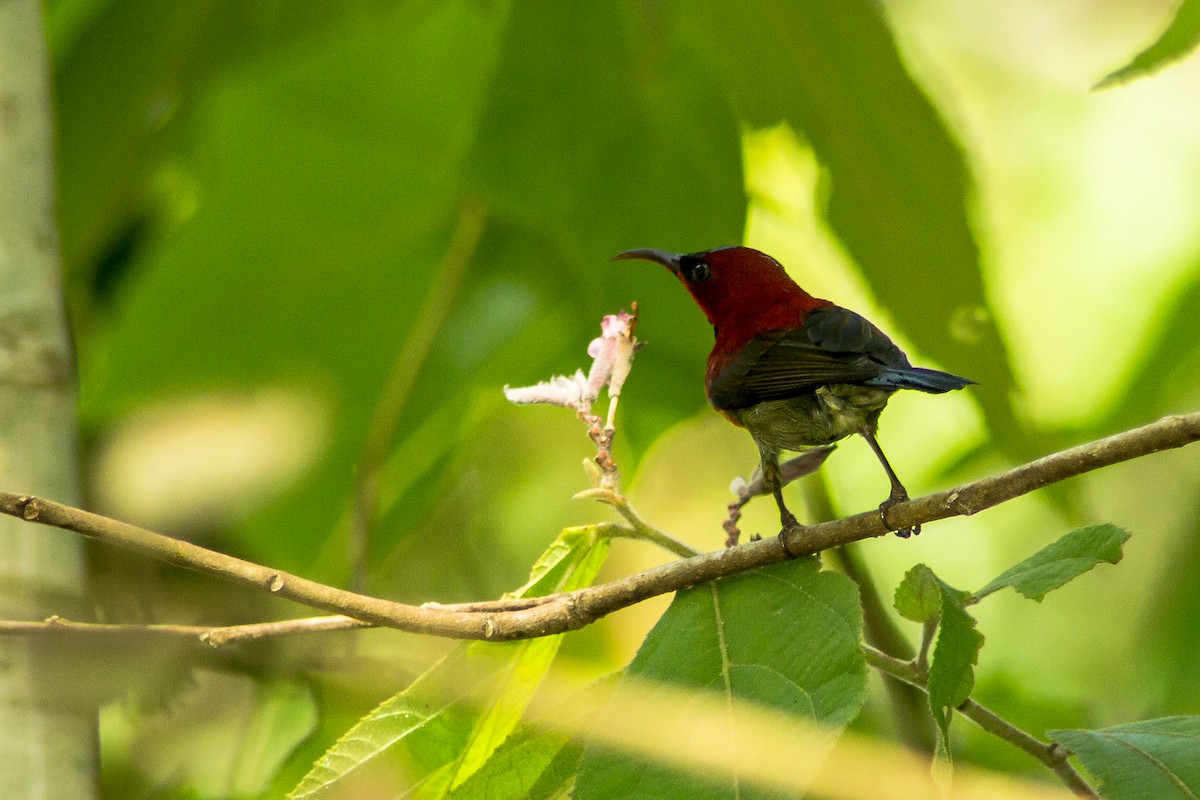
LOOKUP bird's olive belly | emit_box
[730,385,894,453]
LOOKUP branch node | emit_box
[943,488,979,516]
[267,574,285,592]
[18,495,40,520]
[562,593,591,630]
[1046,741,1071,765]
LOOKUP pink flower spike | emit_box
[601,311,633,339]
[585,310,636,403]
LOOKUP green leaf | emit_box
[1097,0,1200,89]
[290,526,610,799]
[1049,717,1200,799]
[512,525,612,599]
[575,558,867,799]
[974,524,1130,602]
[894,564,942,623]
[446,730,580,800]
[926,586,983,754]
[462,1,747,455]
[466,2,744,265]
[80,1,514,576]
[898,569,983,755]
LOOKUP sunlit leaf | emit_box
[446,729,579,800]
[575,558,866,799]
[974,524,1130,602]
[290,526,609,799]
[1050,717,1200,798]
[1096,0,1200,88]
[1105,270,1200,432]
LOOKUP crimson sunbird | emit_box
[615,246,974,538]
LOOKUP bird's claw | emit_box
[879,494,919,538]
[776,514,806,558]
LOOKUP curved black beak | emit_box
[611,248,682,274]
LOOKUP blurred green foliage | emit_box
[38,0,1200,796]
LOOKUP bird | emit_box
[614,245,974,539]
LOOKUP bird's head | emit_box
[613,246,815,328]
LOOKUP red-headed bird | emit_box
[615,246,974,538]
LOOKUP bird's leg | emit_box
[859,427,919,538]
[759,453,798,529]
[725,449,835,547]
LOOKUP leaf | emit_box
[895,567,983,755]
[289,526,610,799]
[1096,0,1200,89]
[1049,717,1200,799]
[974,524,1131,602]
[926,586,983,755]
[466,2,744,266]
[446,729,579,800]
[894,564,942,623]
[1104,270,1200,433]
[462,1,748,454]
[575,558,867,799]
[81,0,514,575]
[512,525,611,598]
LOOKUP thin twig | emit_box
[0,614,368,647]
[0,412,1196,643]
[863,646,1098,798]
[576,487,698,558]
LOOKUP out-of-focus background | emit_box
[37,0,1200,795]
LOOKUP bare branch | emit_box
[0,614,367,647]
[0,412,1196,643]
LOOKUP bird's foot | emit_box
[777,513,807,558]
[879,493,919,538]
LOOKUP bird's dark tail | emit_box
[866,366,975,394]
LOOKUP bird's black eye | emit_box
[679,256,711,283]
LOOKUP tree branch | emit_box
[862,646,1098,798]
[0,412,1196,642]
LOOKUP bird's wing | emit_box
[801,305,908,365]
[708,307,907,410]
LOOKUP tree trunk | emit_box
[0,2,97,797]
